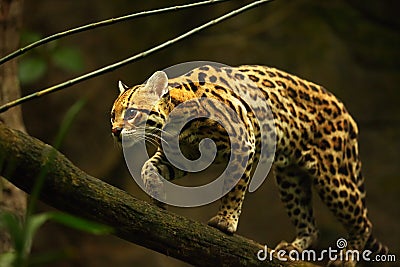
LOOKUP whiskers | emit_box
[122,126,173,148]
[111,134,123,148]
[146,126,174,148]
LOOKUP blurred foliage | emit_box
[18,31,84,85]
[52,46,84,72]
[0,211,112,267]
[0,101,112,267]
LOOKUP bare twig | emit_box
[0,0,274,113]
[0,0,229,65]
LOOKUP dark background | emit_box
[18,0,399,266]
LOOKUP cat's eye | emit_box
[110,111,115,122]
[124,108,137,120]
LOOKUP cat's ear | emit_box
[118,80,130,94]
[146,71,169,98]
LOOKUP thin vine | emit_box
[0,0,274,113]
[0,0,229,65]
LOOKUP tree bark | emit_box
[0,123,319,267]
[0,0,26,253]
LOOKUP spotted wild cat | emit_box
[111,64,389,266]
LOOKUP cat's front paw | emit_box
[275,240,301,252]
[207,214,237,235]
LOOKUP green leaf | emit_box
[45,212,113,235]
[24,214,53,252]
[51,47,84,72]
[20,31,42,46]
[0,212,23,252]
[0,252,16,267]
[53,99,86,149]
[18,57,47,85]
[23,212,112,253]
[27,100,85,216]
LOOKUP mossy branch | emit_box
[0,123,318,267]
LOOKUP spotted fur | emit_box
[111,65,388,266]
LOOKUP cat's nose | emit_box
[112,127,123,138]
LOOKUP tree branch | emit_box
[0,123,318,267]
